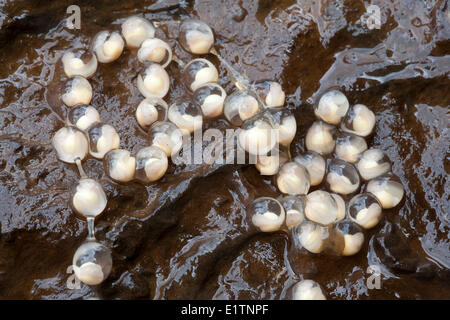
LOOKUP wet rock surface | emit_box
[0,0,449,299]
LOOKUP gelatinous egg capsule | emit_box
[326,159,360,195]
[137,63,170,99]
[348,193,383,229]
[305,121,336,155]
[52,126,89,163]
[135,146,168,183]
[104,149,136,183]
[335,133,368,163]
[357,149,391,181]
[168,101,203,134]
[193,83,227,118]
[148,121,183,157]
[280,195,305,228]
[92,31,124,63]
[183,58,219,92]
[87,123,120,159]
[179,19,214,54]
[62,76,93,107]
[253,80,286,108]
[293,220,329,254]
[224,90,264,126]
[314,89,349,124]
[290,280,326,300]
[71,178,107,218]
[247,197,285,233]
[73,240,112,286]
[137,38,172,68]
[293,152,326,186]
[366,175,404,209]
[334,220,365,256]
[238,113,278,156]
[341,104,376,137]
[266,108,297,147]
[255,144,289,176]
[66,104,100,131]
[136,97,168,131]
[62,49,98,78]
[277,161,310,195]
[304,190,339,225]
[121,16,155,49]
[331,193,346,222]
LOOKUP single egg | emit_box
[66,104,100,131]
[71,178,107,218]
[305,121,336,155]
[135,146,168,183]
[52,126,89,163]
[224,90,263,126]
[334,220,365,256]
[193,83,227,118]
[168,101,203,134]
[121,16,155,49]
[92,31,124,63]
[348,193,383,229]
[137,63,170,98]
[294,221,329,254]
[104,149,136,183]
[73,240,112,286]
[341,104,376,137]
[87,123,120,159]
[238,113,278,156]
[326,159,360,195]
[280,195,306,228]
[183,58,219,92]
[277,161,311,195]
[314,89,349,124]
[335,133,368,163]
[291,280,326,300]
[247,197,285,233]
[293,152,326,186]
[266,108,297,147]
[366,175,404,209]
[179,19,214,54]
[255,145,290,176]
[148,121,183,157]
[62,76,93,107]
[357,149,391,180]
[304,190,339,225]
[62,50,98,78]
[136,97,168,130]
[253,80,286,108]
[137,38,172,68]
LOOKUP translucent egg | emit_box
[148,121,183,157]
[331,193,346,222]
[366,175,404,209]
[62,50,98,78]
[87,123,120,159]
[179,19,214,54]
[253,80,285,108]
[291,280,326,300]
[104,149,136,183]
[247,197,285,232]
[121,16,155,49]
[334,220,365,256]
[66,104,100,131]
[135,97,168,130]
[71,178,107,218]
[224,90,263,126]
[193,83,227,118]
[280,195,305,228]
[92,31,124,63]
[341,104,376,137]
[326,159,360,195]
[348,193,383,229]
[62,76,93,107]
[266,108,297,147]
[73,240,112,286]
[137,38,172,68]
[183,58,218,92]
[52,126,89,163]
[135,146,168,183]
[293,152,326,186]
[168,101,203,134]
[314,90,349,124]
[293,221,329,254]
[238,113,278,156]
[304,190,339,225]
[335,133,368,163]
[137,64,170,99]
[305,121,336,155]
[357,149,391,180]
[276,162,310,195]
[255,144,290,176]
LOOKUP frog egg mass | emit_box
[137,38,172,68]
[357,149,391,180]
[87,123,121,159]
[179,19,214,55]
[366,175,404,209]
[248,197,285,233]
[92,31,124,63]
[348,193,383,229]
[305,121,336,155]
[62,76,93,107]
[335,133,368,163]
[137,63,170,98]
[105,149,136,183]
[304,190,339,225]
[136,97,168,130]
[168,101,203,134]
[277,162,311,195]
[341,104,376,137]
[52,126,89,163]
[135,146,168,182]
[326,159,360,195]
[293,152,326,186]
[62,50,98,79]
[315,90,349,125]
[291,280,326,300]
[148,121,183,157]
[183,58,219,92]
[73,241,112,286]
[193,83,227,118]
[66,104,100,131]
[71,178,107,218]
[121,16,155,49]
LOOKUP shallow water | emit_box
[0,0,449,299]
